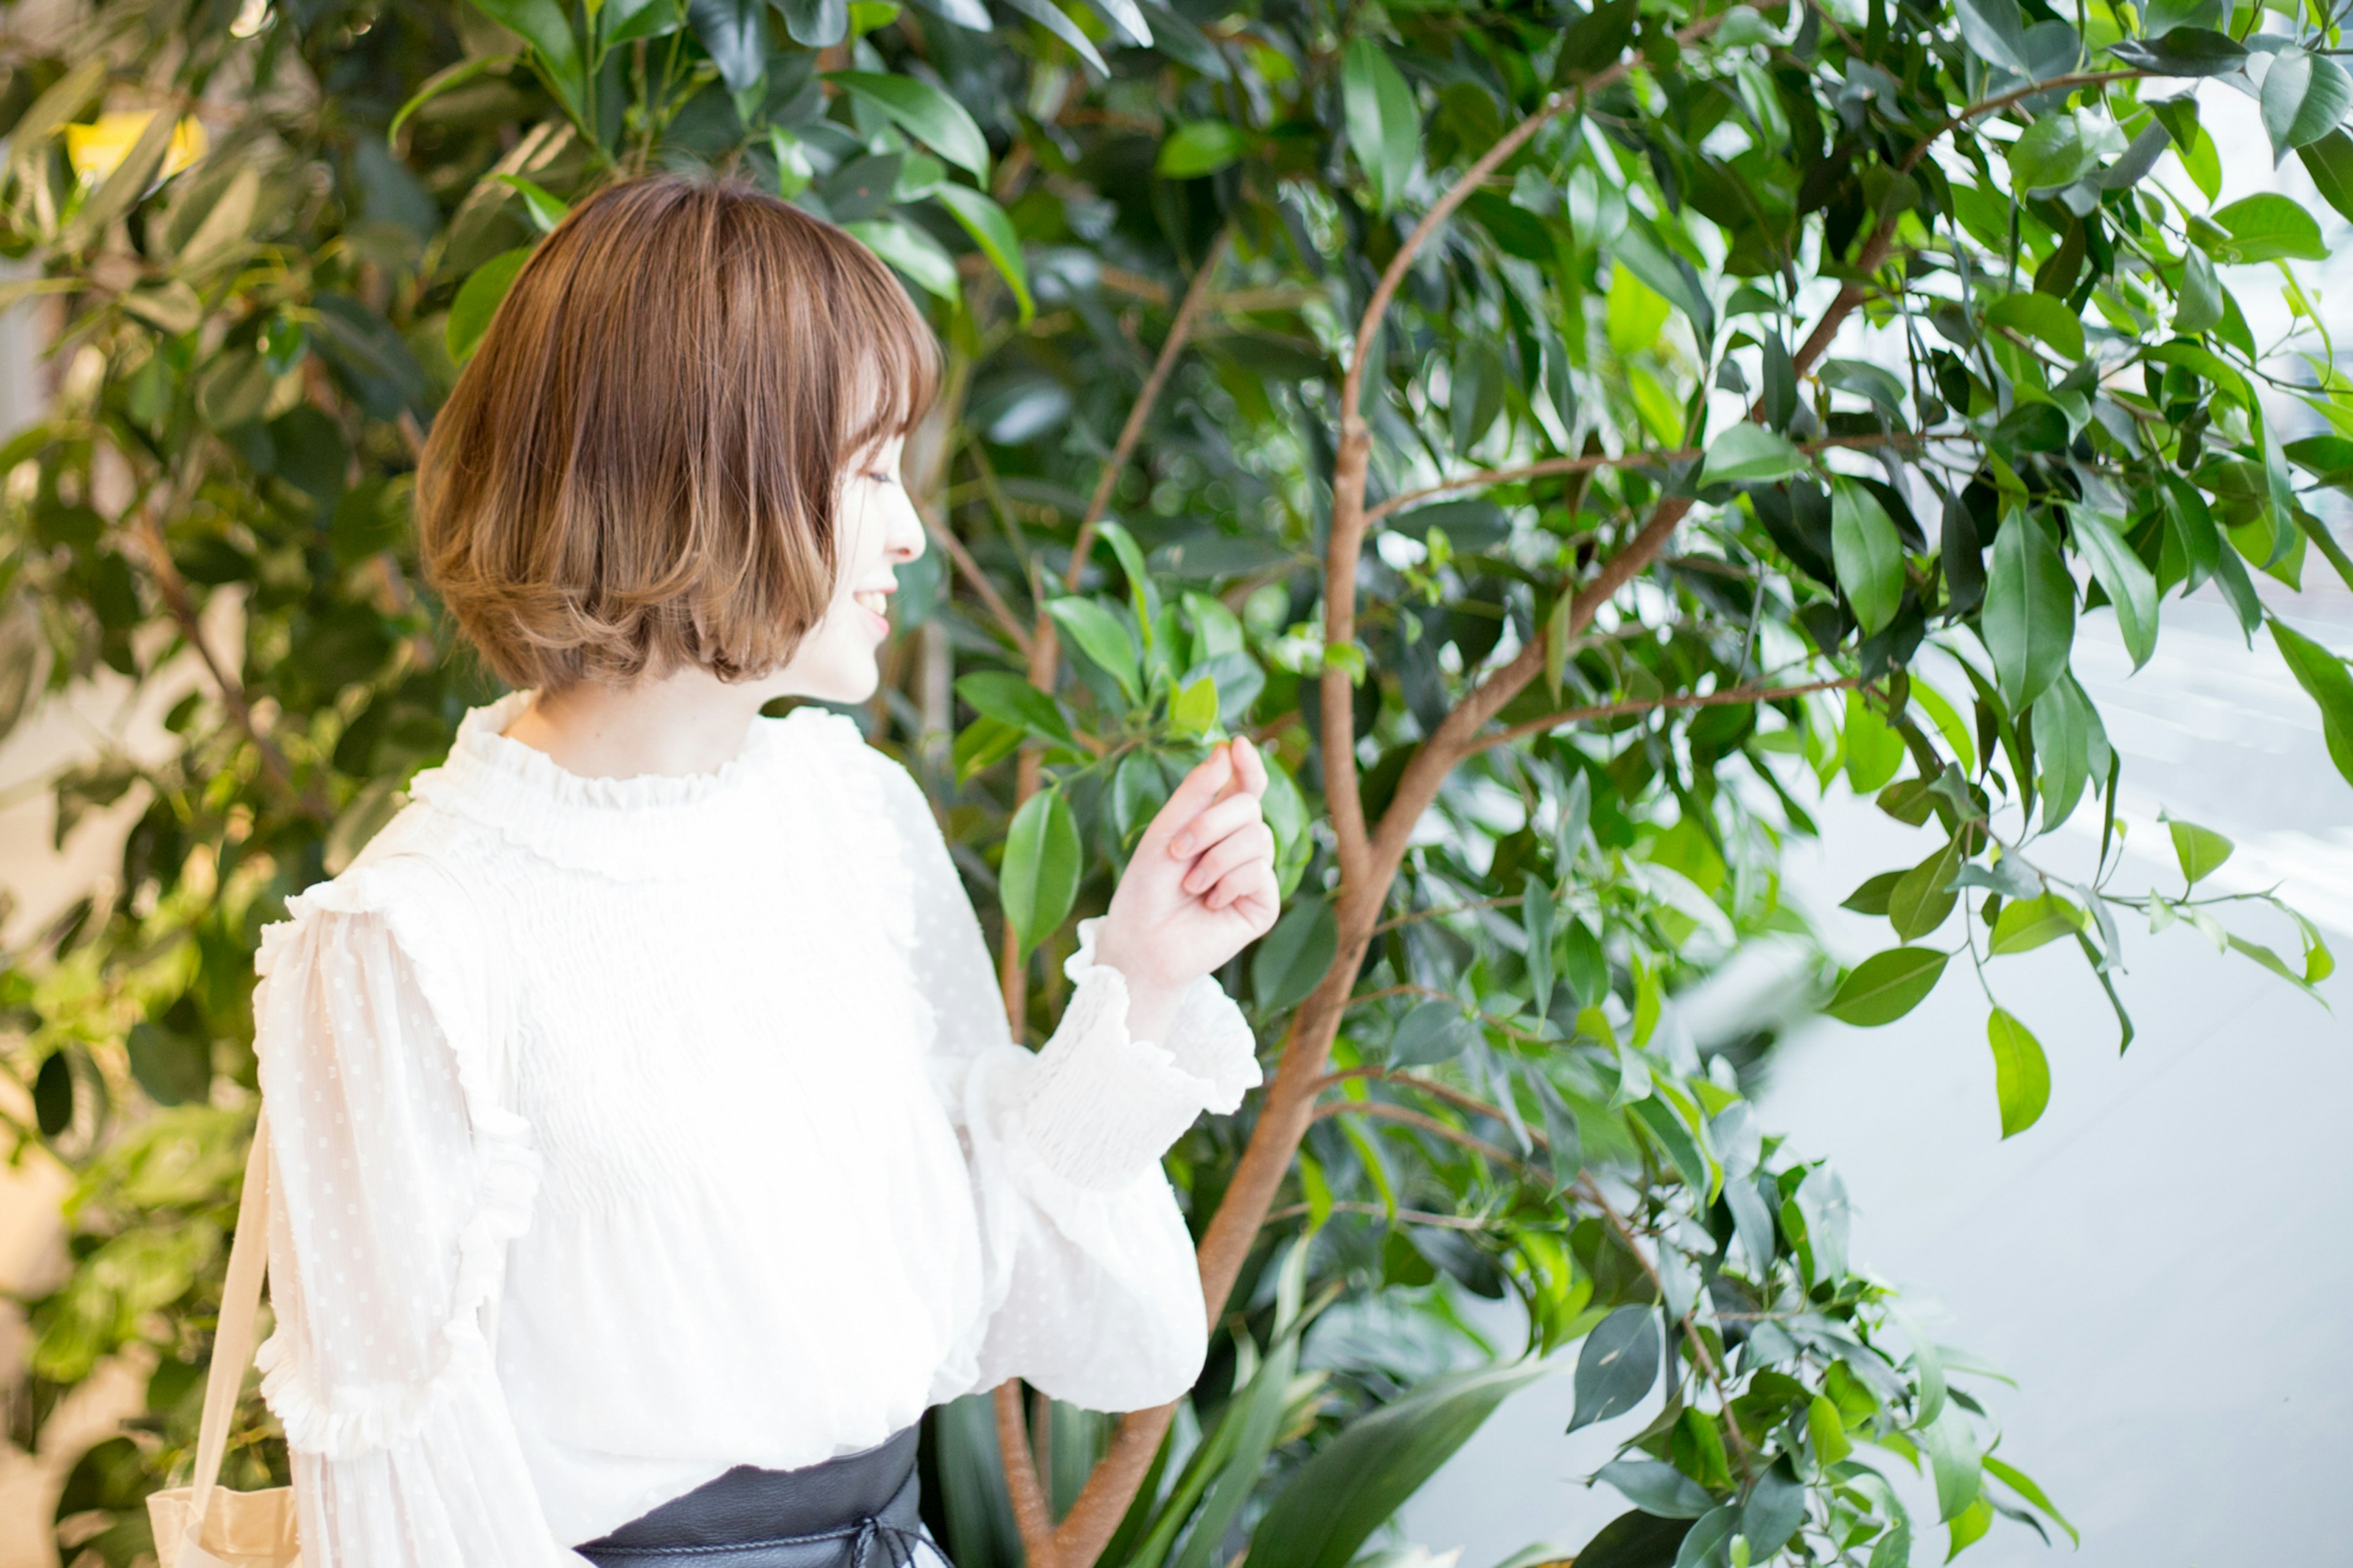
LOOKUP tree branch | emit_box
[1311,1098,1529,1170]
[920,501,1032,656]
[995,1381,1058,1568]
[1366,433,1914,525]
[1468,675,1858,756]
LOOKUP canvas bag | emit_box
[145,1102,303,1567]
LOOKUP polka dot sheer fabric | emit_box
[249,694,1259,1564]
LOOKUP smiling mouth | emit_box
[852,589,890,620]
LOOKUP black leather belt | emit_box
[577,1428,946,1567]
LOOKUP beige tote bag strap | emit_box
[190,1104,275,1524]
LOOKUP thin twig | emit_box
[1366,433,1912,525]
[1469,675,1859,756]
[920,502,1032,656]
[1311,1097,1529,1170]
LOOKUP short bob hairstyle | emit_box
[418,173,938,691]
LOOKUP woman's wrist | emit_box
[1089,923,1188,1043]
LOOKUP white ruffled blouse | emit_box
[249,693,1259,1563]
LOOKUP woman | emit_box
[248,173,1280,1565]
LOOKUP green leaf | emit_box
[390,53,523,146]
[1807,1395,1854,1466]
[1986,1008,2050,1138]
[491,172,570,232]
[827,72,990,178]
[2006,113,2099,195]
[1740,1460,1809,1560]
[955,670,1074,744]
[2173,244,2222,336]
[1889,838,1963,941]
[1825,947,1950,1026]
[1171,1333,1299,1568]
[1595,1458,1716,1519]
[127,1019,210,1107]
[1841,869,1904,916]
[469,0,588,113]
[1612,222,1715,349]
[1844,689,1906,794]
[1047,596,1142,702]
[2269,616,2353,787]
[603,0,685,47]
[1988,891,2085,954]
[843,218,959,300]
[1832,476,1905,635]
[1254,895,1337,1013]
[1981,514,2075,711]
[2298,129,2353,225]
[1389,999,1472,1067]
[1984,1455,2079,1546]
[1157,119,1249,178]
[933,183,1033,322]
[447,246,533,365]
[1556,0,1640,80]
[1923,1404,1987,1523]
[1577,1512,1697,1568]
[1569,1306,1660,1432]
[2204,194,2327,263]
[1248,1363,1548,1568]
[2259,48,2353,164]
[2162,816,2233,886]
[999,784,1080,960]
[1955,0,2031,74]
[1699,423,1808,483]
[32,1050,72,1137]
[2107,26,2248,74]
[2071,510,2157,669]
[1169,673,1219,737]
[999,0,1108,73]
[1342,37,1419,214]
[777,0,850,47]
[1984,292,2085,361]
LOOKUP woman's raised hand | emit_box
[1093,738,1281,1025]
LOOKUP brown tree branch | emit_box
[989,231,1234,1568]
[1311,1098,1528,1170]
[920,502,1033,656]
[1366,432,1914,524]
[1468,675,1859,757]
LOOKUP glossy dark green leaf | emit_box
[1566,1315,1661,1444]
[828,72,988,176]
[1740,1460,1808,1560]
[1982,513,2075,711]
[447,246,532,365]
[933,183,1034,321]
[2107,26,2245,74]
[1046,596,1141,702]
[2259,48,2352,164]
[1389,999,1472,1067]
[1254,894,1337,1012]
[1954,0,2030,74]
[684,0,766,92]
[1000,784,1080,959]
[1342,37,1419,214]
[1831,477,1904,635]
[1596,1458,1715,1519]
[2299,129,2353,225]
[955,671,1074,744]
[1575,1509,1694,1568]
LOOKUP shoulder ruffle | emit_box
[252,855,543,1461]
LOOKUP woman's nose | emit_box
[887,495,927,563]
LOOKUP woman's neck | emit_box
[502,667,784,780]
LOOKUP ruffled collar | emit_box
[406,691,852,881]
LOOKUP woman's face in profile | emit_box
[764,431,926,705]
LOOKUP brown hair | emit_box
[417,173,938,690]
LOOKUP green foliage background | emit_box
[2,0,2347,1563]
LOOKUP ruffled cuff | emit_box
[1069,920,1260,1113]
[1012,932,1222,1192]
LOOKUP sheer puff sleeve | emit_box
[251,861,589,1567]
[850,743,1262,1414]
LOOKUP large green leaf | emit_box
[2270,616,2353,786]
[2071,510,2157,669]
[1248,1363,1548,1568]
[2300,129,2353,225]
[470,0,588,112]
[1170,1336,1300,1568]
[2203,194,2328,263]
[1342,37,1419,214]
[1831,477,1904,635]
[1825,947,1949,1026]
[2167,817,2234,885]
[1046,596,1142,701]
[1569,1305,1660,1431]
[933,182,1034,322]
[955,671,1074,744]
[1699,423,1808,483]
[447,246,533,365]
[2259,48,2353,164]
[1987,1008,2050,1138]
[1984,292,2084,361]
[1253,895,1337,1012]
[828,71,990,177]
[1988,891,2085,954]
[1980,513,2075,711]
[999,784,1080,959]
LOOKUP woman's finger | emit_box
[1207,858,1279,918]
[1181,822,1275,897]
[1230,734,1270,800]
[1168,793,1265,862]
